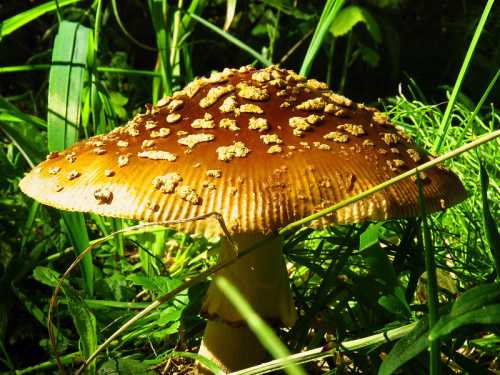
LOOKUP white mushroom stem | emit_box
[198,233,297,373]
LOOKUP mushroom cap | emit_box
[20,65,466,236]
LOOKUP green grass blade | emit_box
[456,68,500,146]
[416,177,440,375]
[189,13,272,66]
[47,20,93,295]
[0,121,46,166]
[148,0,173,96]
[432,0,495,153]
[215,276,307,375]
[0,0,80,39]
[0,64,161,77]
[480,163,500,280]
[300,0,345,76]
[110,0,156,51]
[0,97,47,129]
[48,21,90,149]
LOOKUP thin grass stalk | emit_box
[0,65,162,76]
[417,177,440,374]
[216,277,307,375]
[432,0,495,153]
[72,130,499,374]
[230,322,418,375]
[110,0,156,51]
[456,68,500,146]
[188,13,272,66]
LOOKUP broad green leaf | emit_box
[330,5,382,43]
[48,21,91,150]
[430,304,500,341]
[148,0,172,96]
[378,319,429,375]
[0,0,80,39]
[32,266,60,287]
[425,283,500,341]
[47,20,94,296]
[451,282,500,317]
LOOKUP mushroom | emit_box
[19,65,466,372]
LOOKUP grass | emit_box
[0,1,499,374]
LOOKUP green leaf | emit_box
[32,266,60,288]
[480,164,500,279]
[330,5,382,43]
[359,45,380,67]
[0,0,80,39]
[378,319,429,375]
[451,283,500,317]
[128,274,186,301]
[427,283,500,341]
[430,304,500,341]
[98,358,155,375]
[360,224,398,288]
[48,21,91,150]
[47,20,94,296]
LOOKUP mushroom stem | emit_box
[198,234,297,372]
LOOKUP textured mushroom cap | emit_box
[20,65,466,235]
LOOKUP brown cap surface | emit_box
[20,66,466,235]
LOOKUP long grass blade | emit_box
[432,0,495,153]
[0,0,80,39]
[300,0,345,76]
[416,177,440,374]
[47,20,94,295]
[148,0,173,96]
[480,163,500,280]
[215,276,307,375]
[189,13,272,66]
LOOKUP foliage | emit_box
[0,0,499,374]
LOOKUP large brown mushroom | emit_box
[20,65,466,372]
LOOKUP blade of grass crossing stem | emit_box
[300,0,345,76]
[149,0,172,96]
[432,0,495,153]
[0,0,80,39]
[189,13,272,66]
[416,177,440,374]
[480,163,500,280]
[215,276,307,375]
[48,21,94,295]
